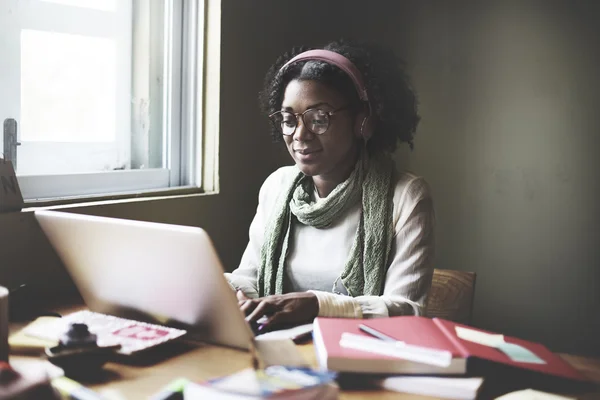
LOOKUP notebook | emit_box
[312,316,587,382]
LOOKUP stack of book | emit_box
[312,316,588,399]
[152,317,589,399]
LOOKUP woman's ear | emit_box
[353,105,375,141]
[353,110,367,139]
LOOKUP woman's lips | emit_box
[295,148,322,162]
[296,148,319,155]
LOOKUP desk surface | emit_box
[9,313,600,400]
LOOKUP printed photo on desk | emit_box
[151,367,339,400]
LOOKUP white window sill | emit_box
[18,186,216,212]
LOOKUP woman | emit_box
[225,40,434,331]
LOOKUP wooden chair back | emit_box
[424,268,476,324]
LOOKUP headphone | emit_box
[279,49,375,141]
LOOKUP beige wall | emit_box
[407,1,600,357]
[1,1,598,355]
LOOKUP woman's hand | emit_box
[236,290,319,330]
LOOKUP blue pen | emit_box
[52,376,104,400]
[149,377,190,400]
[359,324,397,342]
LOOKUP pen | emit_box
[149,377,190,400]
[52,376,104,400]
[359,324,397,342]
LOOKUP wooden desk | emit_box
[9,339,600,399]
[8,307,600,399]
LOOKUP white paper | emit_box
[495,388,576,400]
[255,323,313,342]
[339,332,452,368]
[380,376,484,400]
[455,326,505,347]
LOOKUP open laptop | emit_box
[34,209,256,351]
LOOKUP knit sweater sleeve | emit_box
[225,167,297,299]
[309,175,435,318]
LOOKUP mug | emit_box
[0,286,8,361]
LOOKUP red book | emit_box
[312,316,587,382]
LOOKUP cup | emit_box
[0,286,8,361]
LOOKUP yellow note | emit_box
[455,326,504,347]
[9,316,60,355]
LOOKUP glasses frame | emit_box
[268,105,352,136]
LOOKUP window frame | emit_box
[1,0,221,204]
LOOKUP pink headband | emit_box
[279,49,369,102]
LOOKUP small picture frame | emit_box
[0,158,24,212]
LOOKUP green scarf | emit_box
[257,153,395,297]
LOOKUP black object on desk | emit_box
[45,323,120,376]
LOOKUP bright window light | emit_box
[20,29,116,143]
[40,0,117,12]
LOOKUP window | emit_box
[0,0,220,201]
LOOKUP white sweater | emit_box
[225,166,435,318]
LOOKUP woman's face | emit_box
[281,79,360,184]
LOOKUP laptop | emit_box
[34,209,255,351]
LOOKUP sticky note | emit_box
[455,327,546,364]
[496,342,546,364]
[455,326,505,347]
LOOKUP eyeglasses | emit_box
[269,105,351,136]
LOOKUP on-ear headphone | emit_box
[278,49,375,141]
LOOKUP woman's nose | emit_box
[293,117,314,141]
